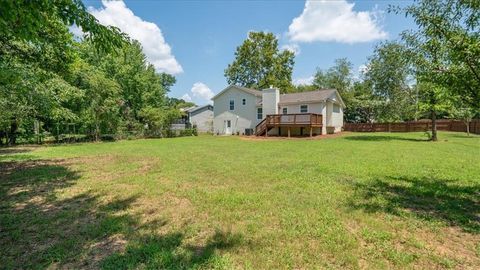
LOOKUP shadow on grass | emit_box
[344,135,428,142]
[0,158,242,269]
[102,230,243,270]
[349,176,480,233]
[0,147,34,155]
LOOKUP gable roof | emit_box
[185,104,213,114]
[279,89,345,108]
[211,85,262,100]
[212,86,345,108]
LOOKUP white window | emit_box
[300,105,308,113]
[257,108,263,119]
[229,100,234,110]
[282,108,288,114]
[242,98,246,105]
[333,104,340,113]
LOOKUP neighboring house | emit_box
[212,85,345,136]
[184,105,214,132]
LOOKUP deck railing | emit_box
[255,113,323,135]
[265,113,322,126]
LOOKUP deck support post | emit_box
[288,127,291,138]
[265,127,268,137]
[310,127,313,137]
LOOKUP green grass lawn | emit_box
[1,132,479,269]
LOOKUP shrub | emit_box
[179,128,197,137]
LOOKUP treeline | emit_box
[0,1,192,145]
[225,0,479,141]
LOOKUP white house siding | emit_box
[262,88,279,115]
[331,104,344,132]
[190,109,213,133]
[213,87,260,135]
[326,101,333,126]
[279,102,325,115]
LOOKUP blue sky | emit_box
[84,0,416,105]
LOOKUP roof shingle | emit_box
[279,89,336,104]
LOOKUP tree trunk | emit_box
[465,120,470,136]
[95,120,100,142]
[431,110,437,141]
[8,121,18,145]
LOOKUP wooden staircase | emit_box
[255,118,270,136]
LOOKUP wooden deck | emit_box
[255,113,323,137]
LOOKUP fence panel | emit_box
[344,119,480,135]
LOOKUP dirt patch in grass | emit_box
[346,218,479,269]
[70,154,162,182]
[415,226,480,268]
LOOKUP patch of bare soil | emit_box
[413,226,480,269]
[345,216,480,269]
[52,234,127,270]
[239,132,348,141]
[71,154,161,181]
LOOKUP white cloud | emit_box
[358,64,369,75]
[182,82,214,104]
[353,64,368,81]
[287,0,387,44]
[293,76,314,86]
[181,93,192,102]
[281,43,301,55]
[89,1,183,74]
[191,82,214,102]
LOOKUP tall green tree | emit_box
[0,0,126,53]
[225,31,295,92]
[313,58,353,96]
[397,0,480,110]
[79,40,176,133]
[364,42,417,122]
[69,59,121,141]
[345,81,385,123]
[0,0,127,144]
[393,0,480,140]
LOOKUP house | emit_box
[211,85,345,136]
[184,105,213,132]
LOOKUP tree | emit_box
[392,0,480,140]
[78,40,176,135]
[0,0,128,144]
[69,59,121,141]
[397,0,480,110]
[0,0,127,53]
[450,102,477,136]
[364,42,417,122]
[313,58,353,96]
[416,82,452,141]
[345,81,385,123]
[225,32,295,92]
